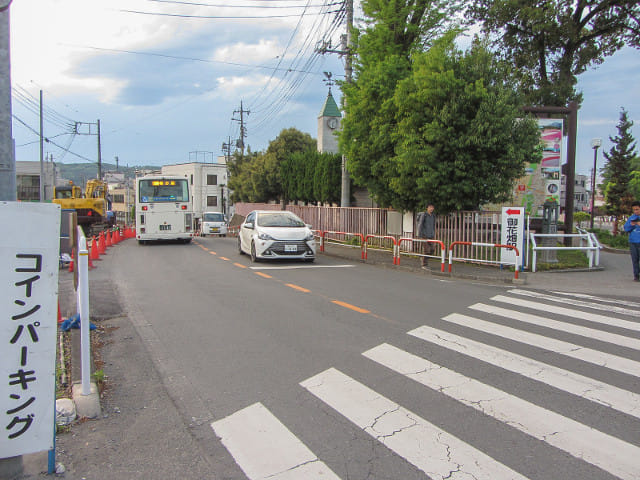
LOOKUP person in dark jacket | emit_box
[416,203,436,267]
[623,201,640,281]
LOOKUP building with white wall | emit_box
[16,160,56,201]
[161,158,229,224]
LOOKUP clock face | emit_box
[327,118,338,129]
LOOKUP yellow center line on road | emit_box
[255,272,272,279]
[209,251,217,255]
[234,263,248,269]
[219,256,230,261]
[331,300,370,314]
[285,283,311,293]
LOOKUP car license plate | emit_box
[159,224,171,231]
[210,228,219,232]
[284,244,297,252]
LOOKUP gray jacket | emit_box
[417,212,436,238]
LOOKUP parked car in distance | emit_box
[238,210,316,262]
[201,212,228,237]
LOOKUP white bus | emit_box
[135,175,194,244]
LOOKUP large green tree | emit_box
[227,128,315,203]
[393,36,541,212]
[281,151,342,205]
[340,0,462,208]
[467,0,640,106]
[342,26,541,212]
[601,108,637,232]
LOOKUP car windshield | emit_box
[203,213,225,222]
[257,213,305,228]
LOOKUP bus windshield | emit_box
[139,179,188,203]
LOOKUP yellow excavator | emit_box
[53,179,113,234]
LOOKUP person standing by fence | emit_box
[417,203,436,268]
[623,201,640,281]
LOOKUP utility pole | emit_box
[233,101,250,157]
[74,120,102,179]
[40,90,44,201]
[222,137,233,164]
[97,119,102,179]
[317,0,353,207]
[0,0,16,202]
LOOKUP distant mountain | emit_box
[58,163,158,186]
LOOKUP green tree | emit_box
[601,108,637,233]
[281,151,342,205]
[343,30,541,212]
[340,0,462,208]
[227,128,315,203]
[467,0,640,106]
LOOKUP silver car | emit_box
[238,210,316,262]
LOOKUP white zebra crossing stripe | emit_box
[509,289,640,317]
[300,368,531,480]
[469,303,640,351]
[551,291,640,309]
[443,313,640,377]
[408,325,640,419]
[211,403,341,480]
[363,343,640,480]
[492,295,640,332]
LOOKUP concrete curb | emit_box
[72,382,102,419]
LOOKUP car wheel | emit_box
[201,233,206,237]
[238,236,244,254]
[250,241,258,262]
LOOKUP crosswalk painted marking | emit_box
[363,343,640,480]
[408,324,640,419]
[551,291,640,309]
[509,289,640,317]
[211,402,340,480]
[300,368,531,480]
[443,313,640,377]
[492,295,640,332]
[470,302,640,351]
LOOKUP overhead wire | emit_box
[12,114,93,163]
[248,0,345,136]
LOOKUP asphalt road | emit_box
[49,236,640,479]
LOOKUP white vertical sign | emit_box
[1,202,60,458]
[501,207,524,268]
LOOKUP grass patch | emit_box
[589,228,629,249]
[532,246,590,271]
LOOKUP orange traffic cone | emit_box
[113,228,121,244]
[91,237,100,260]
[68,247,75,272]
[99,233,106,254]
[106,230,112,247]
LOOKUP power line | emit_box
[12,114,93,163]
[119,8,340,19]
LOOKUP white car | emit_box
[201,212,228,237]
[238,210,316,262]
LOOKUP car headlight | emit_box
[304,232,315,241]
[258,232,274,240]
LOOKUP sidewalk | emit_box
[322,242,638,298]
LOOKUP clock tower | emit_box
[317,90,341,154]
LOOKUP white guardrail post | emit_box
[76,227,92,396]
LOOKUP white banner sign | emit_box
[1,202,60,458]
[500,207,525,268]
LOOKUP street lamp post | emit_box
[590,138,602,229]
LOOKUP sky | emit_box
[8,0,640,178]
